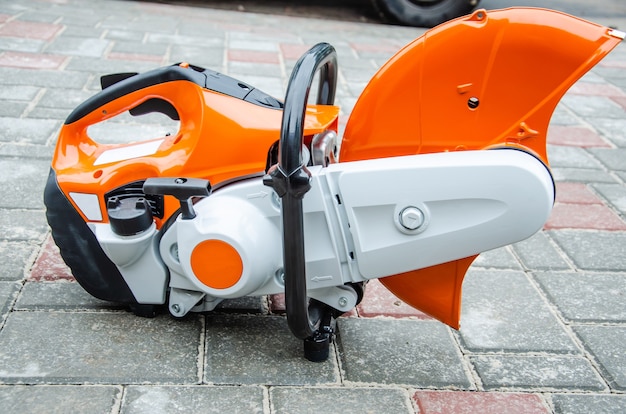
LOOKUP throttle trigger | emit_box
[143,177,211,220]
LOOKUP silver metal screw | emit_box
[171,304,181,314]
[399,207,425,230]
[338,297,348,308]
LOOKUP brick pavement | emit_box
[0,0,625,413]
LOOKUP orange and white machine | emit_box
[44,9,623,361]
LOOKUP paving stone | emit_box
[458,270,577,353]
[0,281,20,325]
[0,142,53,159]
[0,51,67,70]
[28,235,73,281]
[46,36,110,57]
[471,247,521,270]
[0,67,89,89]
[547,125,611,147]
[64,56,157,75]
[337,318,471,388]
[0,157,50,209]
[550,393,626,414]
[585,117,626,147]
[549,104,579,126]
[0,240,36,281]
[0,101,27,117]
[37,88,98,110]
[574,325,626,390]
[227,61,283,78]
[550,230,626,271]
[0,85,41,101]
[561,95,626,119]
[545,203,626,230]
[511,231,571,271]
[122,385,265,414]
[0,20,63,40]
[204,314,339,385]
[0,385,120,414]
[593,183,626,215]
[550,167,617,183]
[413,390,550,414]
[0,312,201,384]
[168,45,224,69]
[471,355,606,391]
[0,117,60,144]
[547,145,604,169]
[534,272,626,322]
[15,281,124,311]
[0,209,48,242]
[588,148,626,171]
[555,182,604,204]
[271,387,411,414]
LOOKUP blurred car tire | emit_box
[372,0,480,27]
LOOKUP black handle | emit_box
[264,43,337,341]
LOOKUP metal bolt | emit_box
[174,177,186,184]
[468,97,480,109]
[171,303,181,313]
[399,207,425,230]
[338,297,348,308]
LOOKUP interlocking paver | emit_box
[204,314,339,385]
[413,390,550,414]
[550,393,626,414]
[550,230,626,271]
[534,272,626,322]
[0,312,202,384]
[122,385,265,413]
[458,270,578,353]
[271,387,412,414]
[511,232,572,271]
[471,355,607,391]
[337,318,471,388]
[574,325,626,390]
[0,385,120,414]
[0,241,37,281]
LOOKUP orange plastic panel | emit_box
[52,78,339,227]
[341,8,622,328]
[191,239,243,289]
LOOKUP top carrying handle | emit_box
[263,43,337,341]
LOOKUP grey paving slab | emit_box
[0,281,20,326]
[0,157,50,209]
[547,145,604,169]
[0,240,36,281]
[471,246,521,270]
[0,85,41,101]
[0,209,48,242]
[592,183,626,215]
[550,230,626,271]
[471,355,607,391]
[551,167,618,183]
[0,37,45,53]
[574,325,626,390]
[37,88,100,111]
[588,148,626,171]
[0,101,28,118]
[0,385,120,414]
[511,231,572,271]
[458,270,578,354]
[586,117,626,147]
[0,143,53,160]
[0,117,60,145]
[64,57,158,75]
[204,314,339,385]
[0,312,202,384]
[0,68,90,89]
[551,393,626,414]
[337,318,471,388]
[46,36,111,57]
[548,104,580,126]
[561,95,626,119]
[15,281,125,311]
[270,386,412,414]
[121,385,265,414]
[534,272,626,322]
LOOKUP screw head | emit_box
[338,297,348,308]
[468,97,480,109]
[171,303,181,313]
[399,207,425,230]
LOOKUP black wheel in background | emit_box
[372,0,479,27]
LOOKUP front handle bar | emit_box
[263,43,337,341]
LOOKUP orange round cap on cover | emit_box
[190,239,243,289]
